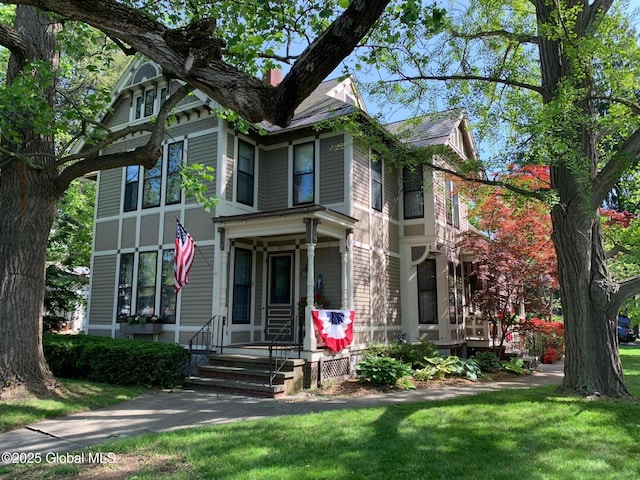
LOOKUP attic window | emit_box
[133,86,167,120]
[135,87,156,119]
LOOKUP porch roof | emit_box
[212,204,357,240]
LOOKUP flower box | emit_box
[120,323,163,335]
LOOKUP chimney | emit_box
[265,68,283,86]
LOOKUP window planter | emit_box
[120,323,163,335]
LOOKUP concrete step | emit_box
[184,376,287,398]
[207,353,305,371]
[197,364,294,384]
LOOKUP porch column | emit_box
[304,218,319,351]
[218,228,229,318]
[347,229,353,310]
[340,231,351,309]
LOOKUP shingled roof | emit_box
[385,109,467,147]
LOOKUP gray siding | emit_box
[384,162,400,220]
[168,116,218,138]
[184,208,216,242]
[88,256,117,325]
[179,245,214,327]
[226,133,234,202]
[121,218,136,248]
[311,246,342,309]
[104,96,131,129]
[260,146,288,210]
[388,255,401,326]
[319,136,344,205]
[94,221,119,252]
[370,248,386,329]
[139,214,160,246]
[352,245,371,342]
[351,142,370,208]
[96,169,122,218]
[186,132,217,204]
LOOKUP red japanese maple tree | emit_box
[460,166,558,351]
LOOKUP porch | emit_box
[212,205,357,355]
[185,206,357,396]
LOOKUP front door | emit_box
[265,253,295,341]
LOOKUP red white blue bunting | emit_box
[312,309,354,353]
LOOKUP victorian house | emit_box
[86,58,481,394]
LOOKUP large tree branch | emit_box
[0,21,34,66]
[387,74,547,100]
[590,95,640,115]
[591,128,640,211]
[615,274,640,306]
[54,83,195,193]
[270,0,391,126]
[451,29,538,45]
[8,0,391,127]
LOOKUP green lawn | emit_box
[3,349,640,480]
[0,379,146,433]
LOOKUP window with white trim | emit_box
[446,178,460,228]
[124,140,184,212]
[293,142,315,205]
[371,158,383,211]
[237,140,255,206]
[403,165,424,219]
[117,250,176,324]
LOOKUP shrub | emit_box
[471,351,502,373]
[501,357,526,375]
[355,356,413,387]
[43,333,189,388]
[542,347,561,364]
[363,339,440,368]
[414,356,481,381]
[518,318,565,359]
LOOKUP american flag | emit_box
[174,221,195,292]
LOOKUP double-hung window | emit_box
[117,250,177,323]
[142,158,162,208]
[125,141,183,211]
[417,259,438,324]
[237,140,255,206]
[371,159,383,211]
[445,178,460,228]
[166,141,183,205]
[124,166,139,212]
[135,87,156,120]
[293,142,315,205]
[403,165,424,219]
[232,248,252,324]
[117,253,134,320]
[136,251,157,316]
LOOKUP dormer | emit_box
[125,62,168,122]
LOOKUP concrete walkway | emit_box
[0,361,563,466]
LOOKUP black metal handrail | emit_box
[268,315,303,386]
[187,315,226,377]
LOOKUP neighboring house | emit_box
[86,58,483,383]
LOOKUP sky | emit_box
[350,0,640,162]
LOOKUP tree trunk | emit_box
[536,0,632,400]
[0,166,59,398]
[0,6,60,398]
[551,204,631,399]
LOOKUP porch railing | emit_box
[268,314,303,386]
[187,315,226,376]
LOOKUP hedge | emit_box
[43,333,189,388]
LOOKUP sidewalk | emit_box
[0,361,563,466]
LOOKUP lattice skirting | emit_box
[304,356,352,388]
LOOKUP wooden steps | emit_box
[185,353,305,398]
